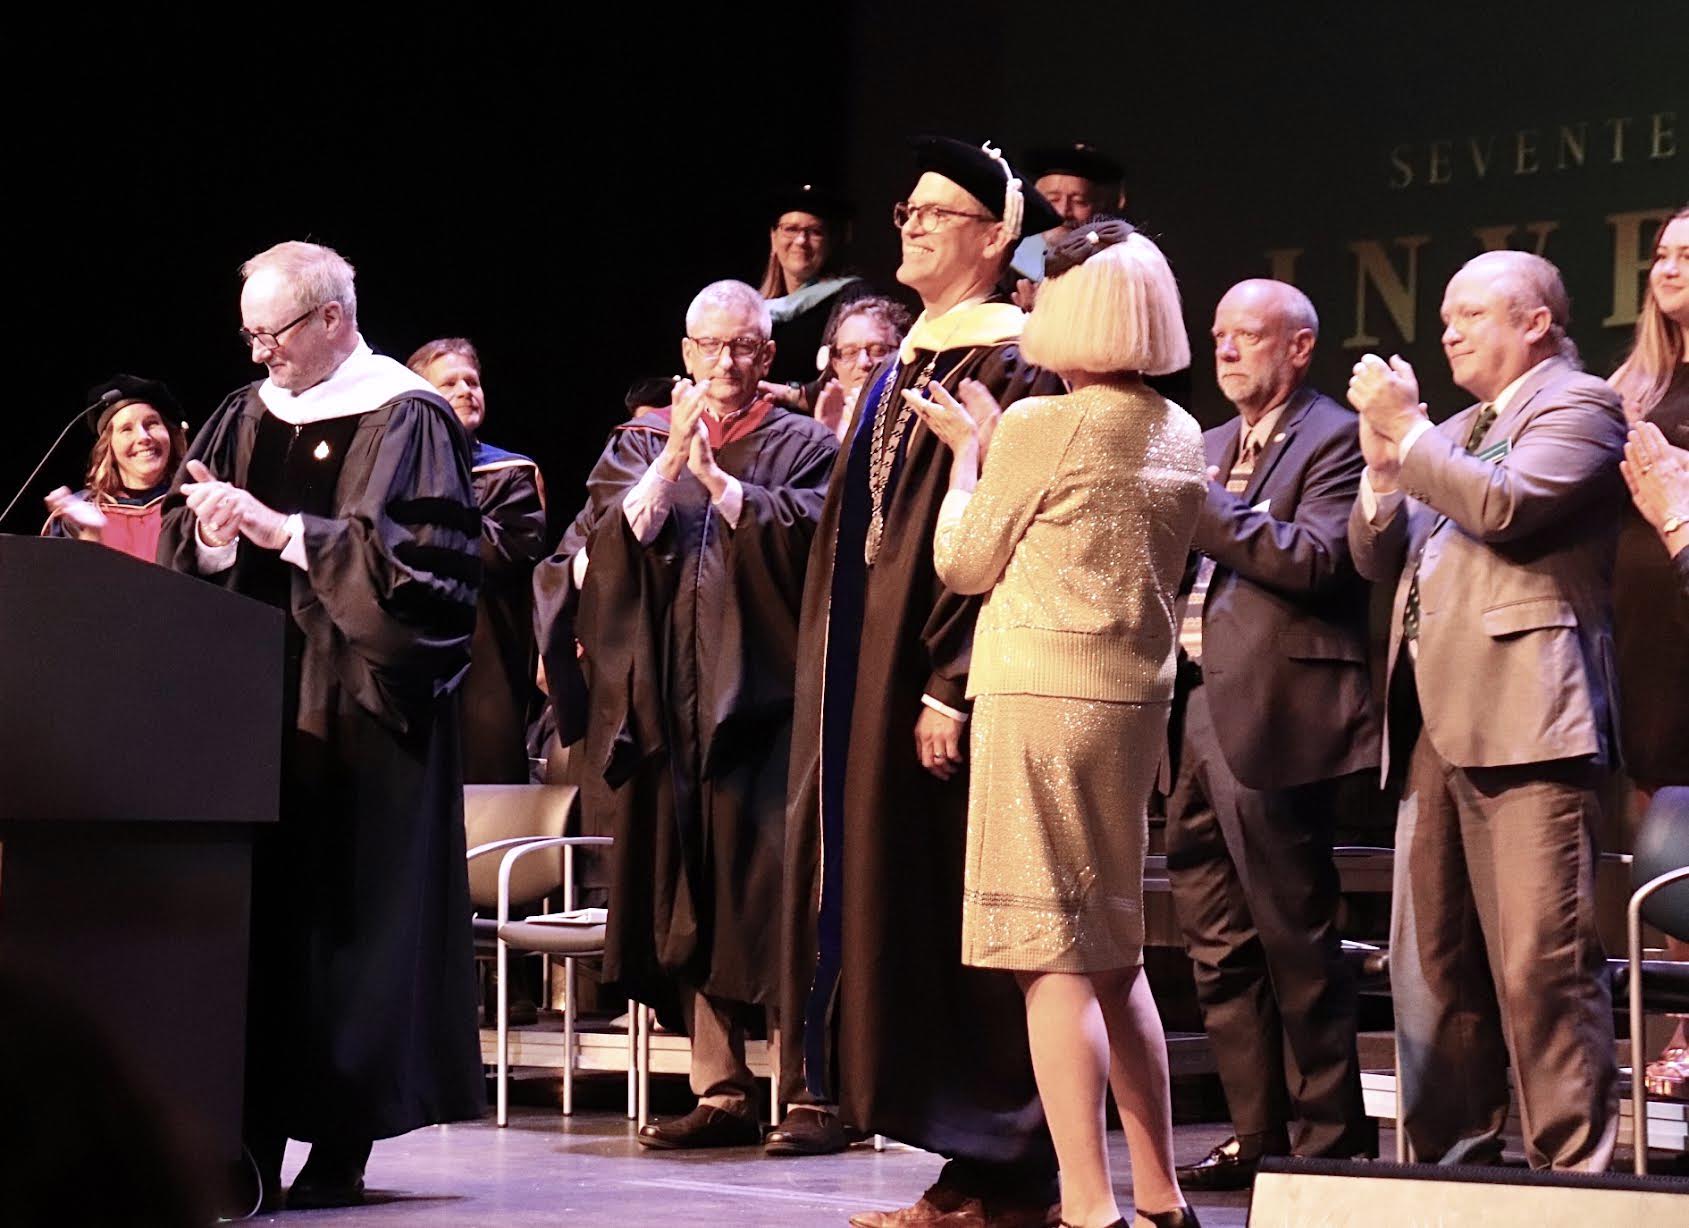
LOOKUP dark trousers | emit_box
[1166,682,1374,1158]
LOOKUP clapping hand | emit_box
[1621,421,1689,546]
[659,380,711,481]
[813,378,848,437]
[1348,354,1426,490]
[903,379,1003,458]
[182,459,289,550]
[43,486,107,541]
[686,418,730,501]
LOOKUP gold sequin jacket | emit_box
[934,382,1205,702]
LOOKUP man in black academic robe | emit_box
[159,242,485,1212]
[778,138,1067,1228]
[534,279,837,1148]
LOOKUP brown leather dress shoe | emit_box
[637,1104,761,1150]
[764,1106,849,1155]
[850,1182,1058,1227]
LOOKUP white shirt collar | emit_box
[257,337,438,424]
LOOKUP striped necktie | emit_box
[1178,434,1262,663]
[1401,402,1497,644]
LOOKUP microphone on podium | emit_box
[0,389,125,529]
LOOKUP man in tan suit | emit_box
[1346,250,1624,1171]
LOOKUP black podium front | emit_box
[0,535,283,1194]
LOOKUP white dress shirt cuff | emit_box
[278,513,308,571]
[1359,468,1406,526]
[920,694,969,723]
[1398,417,1434,461]
[712,475,744,528]
[623,463,676,544]
[571,547,589,586]
[194,525,239,573]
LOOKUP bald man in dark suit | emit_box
[1168,280,1381,1191]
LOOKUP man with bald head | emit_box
[1168,279,1380,1189]
[1348,250,1623,1170]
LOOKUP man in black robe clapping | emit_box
[535,279,837,1148]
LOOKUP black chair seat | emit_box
[1609,959,1689,1015]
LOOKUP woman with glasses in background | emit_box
[758,183,872,390]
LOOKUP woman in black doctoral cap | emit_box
[42,374,187,563]
[758,182,872,387]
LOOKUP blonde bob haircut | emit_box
[1020,232,1190,377]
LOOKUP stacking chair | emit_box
[1621,785,1689,1174]
[463,783,625,1126]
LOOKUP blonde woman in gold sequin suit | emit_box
[907,220,1205,1228]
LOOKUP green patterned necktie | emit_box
[1401,402,1497,644]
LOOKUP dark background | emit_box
[7,5,1682,538]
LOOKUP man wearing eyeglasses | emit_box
[157,241,485,1211]
[779,136,1067,1228]
[535,279,838,1151]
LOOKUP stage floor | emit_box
[252,1107,1280,1227]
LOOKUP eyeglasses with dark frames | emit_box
[239,304,319,350]
[833,342,894,364]
[688,336,767,359]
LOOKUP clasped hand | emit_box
[182,459,290,549]
[1347,353,1428,488]
[661,380,729,497]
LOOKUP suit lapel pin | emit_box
[313,440,331,461]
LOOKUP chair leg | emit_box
[1630,903,1649,1175]
[1393,1031,1408,1163]
[496,938,510,1128]
[562,956,576,1117]
[636,1004,652,1129]
[626,1000,637,1120]
[769,1037,780,1124]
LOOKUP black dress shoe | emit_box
[1135,1207,1201,1228]
[287,1139,371,1210]
[1175,1135,1260,1191]
[764,1106,848,1156]
[637,1104,762,1150]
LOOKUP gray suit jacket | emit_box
[1347,358,1626,777]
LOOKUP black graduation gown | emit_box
[533,407,836,1016]
[767,278,873,387]
[462,448,547,782]
[781,340,1064,1166]
[157,385,486,1143]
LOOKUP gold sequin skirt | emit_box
[961,694,1168,973]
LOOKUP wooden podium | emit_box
[0,535,283,1187]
